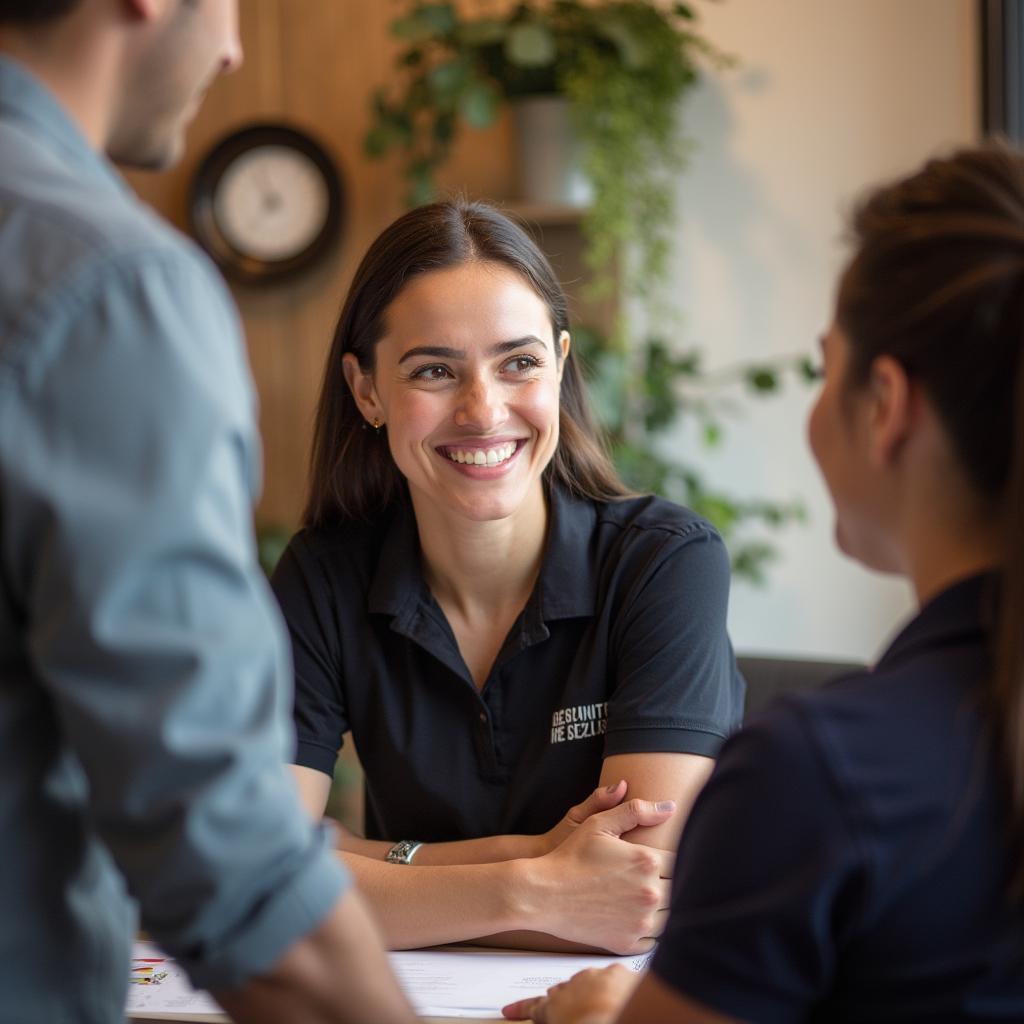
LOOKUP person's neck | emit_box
[0,23,117,152]
[897,473,1002,606]
[904,529,1001,608]
[411,485,549,623]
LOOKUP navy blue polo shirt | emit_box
[271,486,744,842]
[652,573,1024,1022]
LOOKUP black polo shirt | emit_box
[652,573,1024,1022]
[271,486,744,842]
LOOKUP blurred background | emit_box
[127,0,980,668]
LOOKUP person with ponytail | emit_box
[503,145,1024,1023]
[270,200,745,954]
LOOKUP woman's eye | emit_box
[505,355,540,373]
[411,365,452,381]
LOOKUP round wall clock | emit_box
[188,122,345,284]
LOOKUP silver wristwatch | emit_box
[384,839,423,865]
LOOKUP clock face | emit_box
[188,123,344,283]
[214,145,330,262]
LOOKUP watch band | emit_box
[384,839,423,865]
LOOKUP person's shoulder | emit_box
[279,513,395,586]
[594,492,721,546]
[0,126,222,316]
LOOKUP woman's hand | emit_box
[535,780,630,856]
[502,964,640,1023]
[516,798,676,954]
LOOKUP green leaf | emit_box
[433,111,456,145]
[391,4,457,42]
[673,351,702,376]
[428,58,469,101]
[673,3,697,20]
[798,355,822,382]
[458,79,500,128]
[457,17,507,46]
[405,161,437,207]
[746,368,778,392]
[596,20,648,70]
[702,422,722,448]
[364,126,392,157]
[505,22,557,68]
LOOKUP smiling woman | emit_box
[269,200,745,953]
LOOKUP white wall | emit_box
[666,0,980,662]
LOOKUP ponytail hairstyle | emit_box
[303,199,629,528]
[836,143,1024,899]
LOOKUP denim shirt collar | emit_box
[0,55,131,198]
[367,483,599,624]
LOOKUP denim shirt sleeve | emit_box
[0,245,346,991]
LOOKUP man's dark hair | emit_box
[0,0,82,24]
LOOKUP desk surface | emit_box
[128,942,638,1022]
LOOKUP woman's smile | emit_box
[437,438,525,474]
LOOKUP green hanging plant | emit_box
[574,326,815,585]
[365,1,727,299]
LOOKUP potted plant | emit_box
[365,0,724,297]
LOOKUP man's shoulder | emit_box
[0,121,218,324]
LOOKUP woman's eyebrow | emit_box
[397,336,545,364]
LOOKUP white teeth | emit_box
[446,442,517,466]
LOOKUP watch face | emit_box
[214,145,330,262]
[189,123,344,284]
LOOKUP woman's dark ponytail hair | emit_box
[837,143,1024,899]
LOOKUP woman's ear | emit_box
[556,330,571,384]
[342,353,384,426]
[866,355,913,468]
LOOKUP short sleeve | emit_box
[650,702,867,1023]
[0,248,347,991]
[271,534,349,777]
[604,526,744,758]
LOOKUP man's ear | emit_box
[556,330,571,384]
[866,354,913,468]
[342,353,384,426]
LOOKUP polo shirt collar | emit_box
[876,571,997,672]
[536,484,597,620]
[367,496,427,620]
[366,483,598,623]
[0,55,130,197]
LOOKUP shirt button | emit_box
[478,711,487,724]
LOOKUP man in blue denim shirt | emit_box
[0,2,415,1021]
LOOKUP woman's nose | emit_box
[454,376,506,431]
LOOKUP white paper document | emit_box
[388,947,653,1019]
[127,939,653,1021]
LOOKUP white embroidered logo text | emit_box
[550,702,608,744]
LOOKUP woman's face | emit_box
[345,261,569,524]
[807,322,899,573]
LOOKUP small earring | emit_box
[371,417,383,434]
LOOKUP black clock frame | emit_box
[188,122,345,284]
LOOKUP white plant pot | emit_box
[511,95,593,207]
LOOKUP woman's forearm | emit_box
[340,799,674,954]
[340,852,525,948]
[341,831,543,865]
